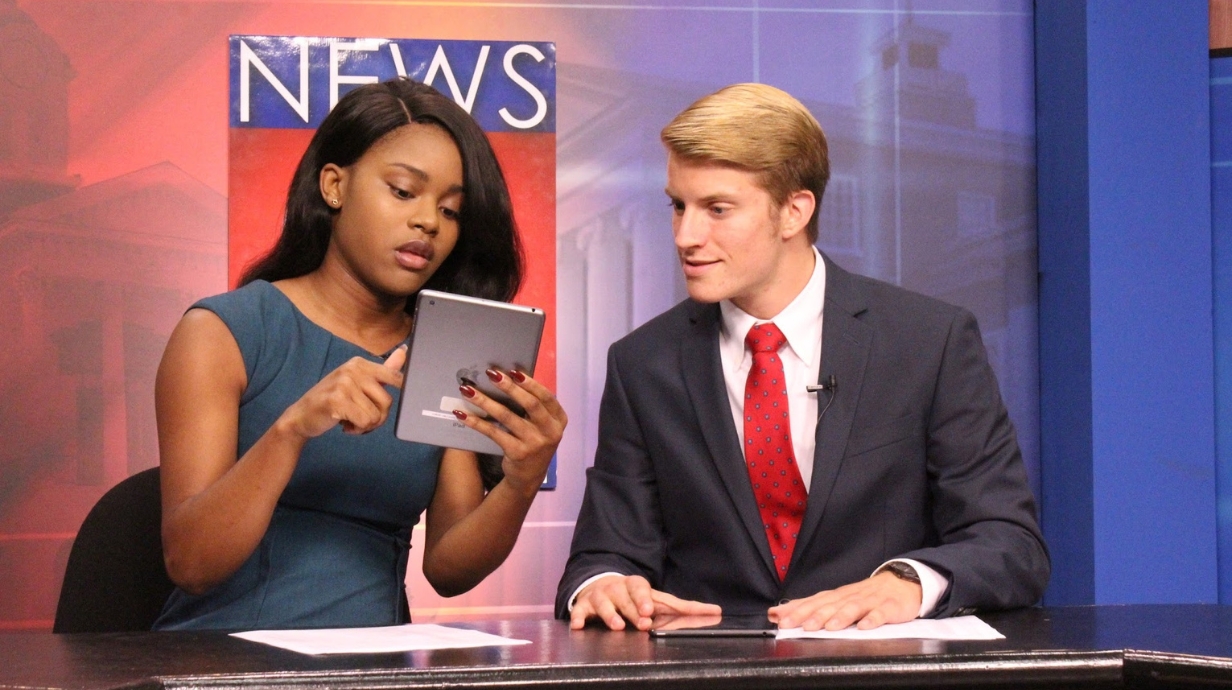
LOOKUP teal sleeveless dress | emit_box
[153,281,444,630]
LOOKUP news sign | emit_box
[227,35,558,487]
[229,36,555,132]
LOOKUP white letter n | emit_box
[240,38,310,123]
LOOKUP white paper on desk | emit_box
[775,615,1003,641]
[230,624,531,655]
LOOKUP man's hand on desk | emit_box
[570,574,722,631]
[767,570,922,631]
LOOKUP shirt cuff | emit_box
[873,558,949,618]
[567,572,625,613]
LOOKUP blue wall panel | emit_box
[1213,55,1232,604]
[1085,3,1215,604]
[1038,1,1216,605]
[1036,0,1094,606]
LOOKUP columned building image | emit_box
[554,17,1038,508]
[0,0,226,627]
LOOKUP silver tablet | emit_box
[394,289,545,455]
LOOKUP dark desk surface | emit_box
[5,606,1232,690]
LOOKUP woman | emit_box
[152,79,565,630]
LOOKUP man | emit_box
[555,83,1049,632]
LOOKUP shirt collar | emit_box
[720,247,826,365]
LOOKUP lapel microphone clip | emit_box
[807,375,837,423]
[806,375,837,394]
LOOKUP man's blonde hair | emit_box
[661,83,829,242]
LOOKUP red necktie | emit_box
[743,323,807,581]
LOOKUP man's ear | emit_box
[778,189,816,241]
[320,164,347,207]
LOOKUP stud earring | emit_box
[328,198,339,207]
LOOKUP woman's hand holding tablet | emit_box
[394,290,549,457]
[452,367,566,496]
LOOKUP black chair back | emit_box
[53,467,175,633]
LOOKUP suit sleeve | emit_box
[554,346,666,619]
[897,309,1050,616]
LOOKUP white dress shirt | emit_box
[572,248,948,619]
[718,248,827,489]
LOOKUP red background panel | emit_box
[489,132,556,391]
[227,128,312,287]
[227,129,556,390]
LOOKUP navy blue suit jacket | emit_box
[555,255,1049,618]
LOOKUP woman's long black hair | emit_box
[240,78,523,305]
[241,79,521,488]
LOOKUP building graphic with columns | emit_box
[0,0,225,627]
[554,17,1038,506]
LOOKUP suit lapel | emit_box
[792,257,872,567]
[679,302,779,580]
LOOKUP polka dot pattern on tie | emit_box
[742,322,807,581]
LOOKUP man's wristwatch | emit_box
[882,561,921,585]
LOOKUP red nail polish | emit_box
[485,368,503,383]
[452,409,468,421]
[459,385,476,398]
[509,370,527,383]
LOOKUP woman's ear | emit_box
[320,164,346,209]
